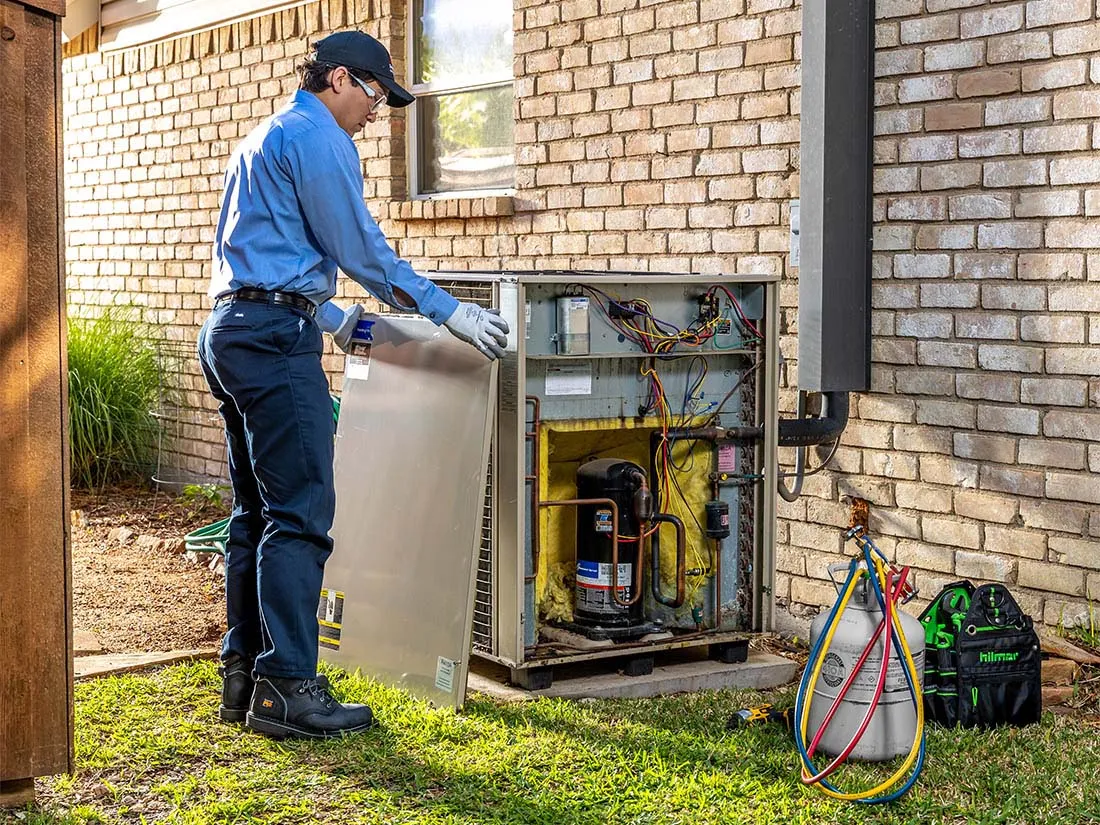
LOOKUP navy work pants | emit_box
[197,298,335,679]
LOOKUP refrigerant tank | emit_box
[806,574,925,761]
[574,458,646,627]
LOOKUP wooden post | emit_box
[0,0,73,806]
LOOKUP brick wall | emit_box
[61,0,1100,627]
[805,0,1100,632]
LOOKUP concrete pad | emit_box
[73,628,103,656]
[75,649,218,680]
[467,671,535,702]
[466,651,799,702]
[536,652,799,700]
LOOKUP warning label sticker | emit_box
[717,444,738,473]
[435,656,457,693]
[317,589,344,650]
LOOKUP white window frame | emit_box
[406,0,515,200]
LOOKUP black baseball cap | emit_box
[313,31,415,108]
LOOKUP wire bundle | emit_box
[570,284,763,355]
[793,533,926,804]
[563,284,765,613]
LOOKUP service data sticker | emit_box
[345,320,375,381]
[435,656,457,693]
[317,588,345,650]
[346,353,371,381]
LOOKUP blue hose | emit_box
[793,536,926,804]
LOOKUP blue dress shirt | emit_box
[210,90,458,333]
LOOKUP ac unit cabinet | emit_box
[425,272,779,689]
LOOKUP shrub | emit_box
[68,310,166,489]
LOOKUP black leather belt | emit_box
[216,288,317,318]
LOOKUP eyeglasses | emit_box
[345,69,387,113]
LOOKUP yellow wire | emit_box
[798,556,925,801]
[619,301,723,352]
[640,364,709,607]
[660,436,709,606]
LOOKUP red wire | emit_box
[803,575,893,781]
[710,285,764,340]
[804,567,909,778]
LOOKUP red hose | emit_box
[802,568,909,783]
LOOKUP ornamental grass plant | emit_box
[67,309,167,490]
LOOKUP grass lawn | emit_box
[4,661,1099,825]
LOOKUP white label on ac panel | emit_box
[545,364,592,396]
[435,656,457,693]
[346,355,371,381]
[499,285,519,352]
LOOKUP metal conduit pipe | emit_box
[537,497,644,608]
[777,391,849,502]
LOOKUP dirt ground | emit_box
[71,484,228,654]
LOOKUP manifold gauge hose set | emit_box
[793,528,926,804]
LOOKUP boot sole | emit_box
[245,711,376,740]
[219,706,248,724]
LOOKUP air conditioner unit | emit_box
[417,271,780,690]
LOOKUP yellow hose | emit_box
[798,554,925,801]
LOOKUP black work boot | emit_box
[218,654,254,723]
[246,675,376,740]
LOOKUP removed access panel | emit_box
[320,314,497,710]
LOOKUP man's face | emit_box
[329,67,387,136]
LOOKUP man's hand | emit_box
[333,304,364,353]
[444,302,509,360]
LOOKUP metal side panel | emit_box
[493,280,525,664]
[425,274,525,664]
[321,314,497,710]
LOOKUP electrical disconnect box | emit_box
[429,271,779,689]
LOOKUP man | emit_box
[198,30,508,740]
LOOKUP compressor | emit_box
[573,458,650,628]
[794,528,926,804]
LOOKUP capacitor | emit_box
[555,295,590,355]
[704,500,730,539]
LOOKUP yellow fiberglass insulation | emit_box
[535,417,714,626]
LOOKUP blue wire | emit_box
[793,542,926,804]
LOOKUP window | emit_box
[411,0,514,196]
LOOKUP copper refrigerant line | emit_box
[648,511,687,608]
[535,495,688,609]
[524,396,541,588]
[537,497,641,608]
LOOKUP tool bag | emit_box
[919,581,1041,728]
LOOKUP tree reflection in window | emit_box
[413,0,514,195]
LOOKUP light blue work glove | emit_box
[444,302,509,360]
[332,304,364,353]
